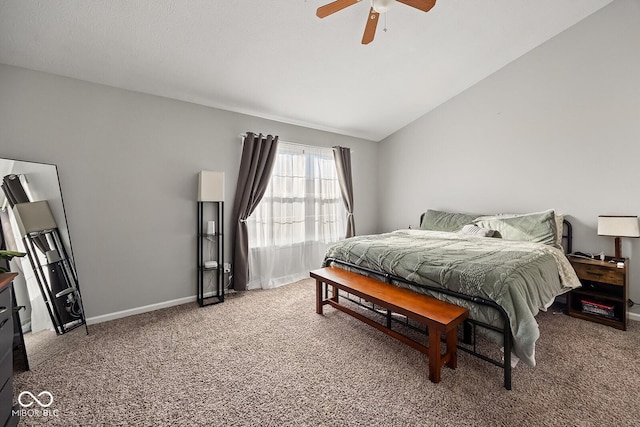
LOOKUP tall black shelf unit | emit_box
[22,228,86,335]
[197,201,224,306]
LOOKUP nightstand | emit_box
[567,255,628,330]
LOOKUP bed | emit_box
[322,209,581,389]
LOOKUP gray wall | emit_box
[0,63,379,319]
[378,0,640,307]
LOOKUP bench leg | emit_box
[331,285,339,304]
[445,328,458,370]
[315,279,323,314]
[428,330,442,383]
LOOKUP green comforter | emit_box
[324,229,581,367]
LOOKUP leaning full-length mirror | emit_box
[0,158,87,370]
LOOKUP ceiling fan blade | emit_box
[396,0,436,13]
[362,8,379,45]
[316,0,360,18]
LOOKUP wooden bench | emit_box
[310,266,469,384]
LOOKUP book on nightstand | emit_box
[580,299,616,319]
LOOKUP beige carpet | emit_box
[13,279,640,426]
[21,326,88,369]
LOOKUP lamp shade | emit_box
[197,171,225,202]
[13,201,58,236]
[597,215,640,238]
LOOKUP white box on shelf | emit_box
[206,221,215,235]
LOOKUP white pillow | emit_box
[477,210,564,246]
[458,224,495,237]
[472,209,559,247]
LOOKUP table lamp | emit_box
[597,215,639,261]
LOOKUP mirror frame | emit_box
[0,156,88,370]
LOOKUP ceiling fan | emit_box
[316,0,436,44]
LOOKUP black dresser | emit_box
[0,273,18,427]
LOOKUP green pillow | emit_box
[420,209,479,232]
[473,210,558,247]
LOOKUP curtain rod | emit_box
[238,134,354,152]
[239,133,305,149]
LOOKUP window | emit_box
[246,142,346,289]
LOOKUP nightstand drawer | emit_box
[0,287,11,320]
[0,315,11,363]
[0,374,12,427]
[0,287,11,359]
[0,350,10,392]
[572,262,624,285]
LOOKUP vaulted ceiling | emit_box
[0,0,613,141]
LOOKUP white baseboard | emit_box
[86,295,197,325]
[86,294,640,326]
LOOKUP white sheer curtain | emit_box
[247,142,346,290]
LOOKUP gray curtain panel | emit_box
[230,132,279,291]
[332,146,355,238]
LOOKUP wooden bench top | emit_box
[310,266,468,330]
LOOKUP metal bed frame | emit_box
[323,220,573,390]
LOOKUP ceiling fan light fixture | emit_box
[371,0,394,13]
[317,0,435,44]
